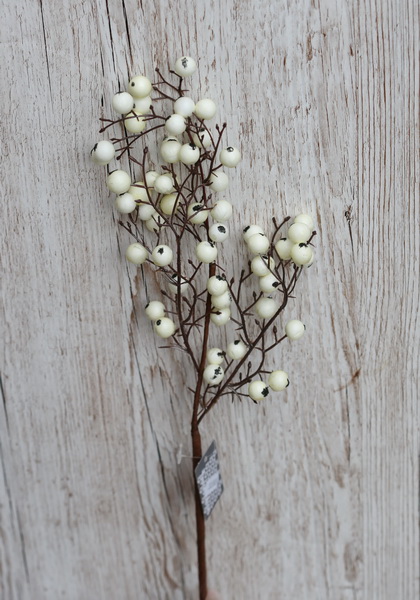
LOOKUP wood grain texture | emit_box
[1,0,418,598]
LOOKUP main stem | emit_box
[191,261,216,600]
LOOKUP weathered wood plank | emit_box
[0,0,418,598]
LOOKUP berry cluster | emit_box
[90,56,315,405]
[91,56,317,599]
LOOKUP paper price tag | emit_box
[195,440,223,520]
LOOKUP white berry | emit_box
[152,245,173,267]
[210,307,231,326]
[174,56,197,78]
[137,202,155,221]
[160,193,179,215]
[124,111,146,133]
[132,188,153,219]
[294,213,314,230]
[226,340,247,360]
[248,381,270,402]
[106,170,131,194]
[133,95,152,113]
[145,211,164,231]
[209,223,229,242]
[169,273,188,292]
[255,297,279,320]
[154,317,176,338]
[129,182,149,203]
[251,255,275,277]
[259,273,280,293]
[144,171,159,188]
[196,241,217,263]
[126,243,148,265]
[220,147,241,168]
[160,137,181,163]
[287,222,311,244]
[247,233,270,255]
[145,301,165,320]
[275,237,294,260]
[154,174,175,194]
[194,98,217,120]
[165,114,187,136]
[112,92,134,114]
[115,193,136,214]
[128,75,152,98]
[285,319,306,340]
[188,203,208,224]
[193,127,212,149]
[211,291,231,309]
[174,96,195,117]
[203,364,224,386]
[207,275,227,296]
[209,171,228,192]
[91,140,115,165]
[207,348,225,365]
[268,370,289,391]
[179,143,200,165]
[243,224,264,242]
[210,200,233,222]
[291,243,313,266]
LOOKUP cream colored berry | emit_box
[106,170,131,194]
[124,111,146,133]
[207,348,225,365]
[294,213,314,230]
[210,200,233,222]
[128,75,152,98]
[247,233,270,255]
[145,301,165,320]
[226,340,247,360]
[287,222,311,244]
[210,307,231,326]
[151,245,173,267]
[259,273,280,293]
[255,297,279,320]
[126,243,148,265]
[203,364,224,386]
[208,171,228,192]
[275,237,294,260]
[248,381,269,402]
[174,96,195,117]
[207,275,228,296]
[194,98,217,120]
[196,241,217,263]
[251,255,275,277]
[285,319,306,340]
[174,56,197,78]
[220,147,241,168]
[112,92,134,114]
[91,140,115,165]
[188,203,208,224]
[268,370,289,391]
[193,127,212,149]
[291,243,313,266]
[211,291,231,309]
[115,193,136,214]
[160,193,179,215]
[154,317,176,338]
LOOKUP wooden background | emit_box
[1,0,418,598]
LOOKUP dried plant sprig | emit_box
[91,55,317,600]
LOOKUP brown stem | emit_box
[192,426,206,600]
[191,255,216,600]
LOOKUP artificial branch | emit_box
[91,56,317,600]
